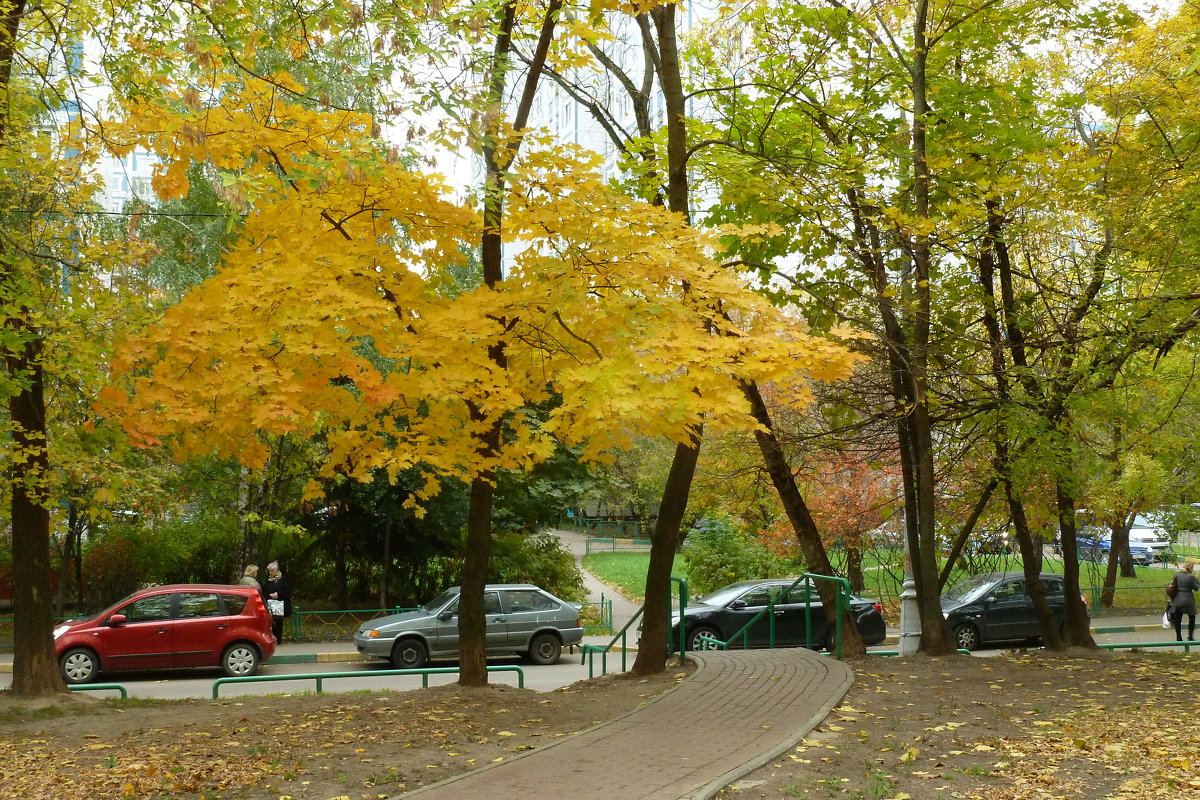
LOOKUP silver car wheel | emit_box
[392,638,428,669]
[222,644,260,677]
[61,648,97,684]
[953,623,980,651]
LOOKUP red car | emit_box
[54,584,276,684]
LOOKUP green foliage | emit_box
[130,162,238,304]
[682,514,791,595]
[493,437,596,531]
[584,436,675,520]
[81,514,244,603]
[488,532,585,602]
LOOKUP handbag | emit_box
[1167,577,1178,599]
[1164,608,1173,628]
[267,599,285,617]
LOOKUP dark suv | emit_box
[941,571,1085,651]
[54,584,277,684]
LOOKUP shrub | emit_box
[488,530,586,601]
[682,514,789,595]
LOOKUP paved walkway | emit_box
[554,526,644,631]
[399,646,854,800]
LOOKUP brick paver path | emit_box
[399,647,854,800]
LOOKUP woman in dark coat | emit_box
[1169,559,1200,642]
[263,561,293,643]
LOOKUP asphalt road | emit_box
[2,617,1186,699]
[0,650,632,700]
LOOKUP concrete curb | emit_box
[1093,622,1166,634]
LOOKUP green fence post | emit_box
[671,576,688,658]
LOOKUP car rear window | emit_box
[1040,578,1065,598]
[503,589,558,612]
[223,593,249,614]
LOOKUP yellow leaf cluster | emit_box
[101,68,862,494]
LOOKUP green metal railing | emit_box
[68,683,128,698]
[1098,640,1199,654]
[583,535,654,554]
[288,605,418,640]
[567,516,648,539]
[580,609,641,679]
[579,595,613,635]
[212,665,525,698]
[568,516,655,553]
[580,576,689,679]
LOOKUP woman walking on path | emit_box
[1169,558,1200,641]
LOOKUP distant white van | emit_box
[1127,515,1170,562]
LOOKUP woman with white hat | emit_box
[263,561,293,643]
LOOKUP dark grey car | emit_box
[941,571,1084,651]
[671,578,888,652]
[353,583,583,668]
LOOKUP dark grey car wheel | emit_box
[526,632,562,665]
[391,638,428,669]
[60,647,99,684]
[953,623,981,651]
[688,626,721,651]
[222,643,261,677]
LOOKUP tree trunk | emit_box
[459,462,497,686]
[1055,486,1095,647]
[846,547,864,595]
[630,2,709,675]
[632,438,700,674]
[334,527,348,610]
[1004,483,1063,649]
[453,0,561,686]
[906,0,952,656]
[740,380,865,656]
[380,516,393,608]
[8,351,66,696]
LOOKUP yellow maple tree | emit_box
[95,1,863,682]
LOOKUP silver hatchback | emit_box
[353,583,584,668]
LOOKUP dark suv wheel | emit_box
[953,623,981,651]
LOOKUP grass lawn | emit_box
[581,551,684,602]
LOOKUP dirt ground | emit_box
[0,666,691,800]
[3,648,1199,800]
[716,647,1200,800]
